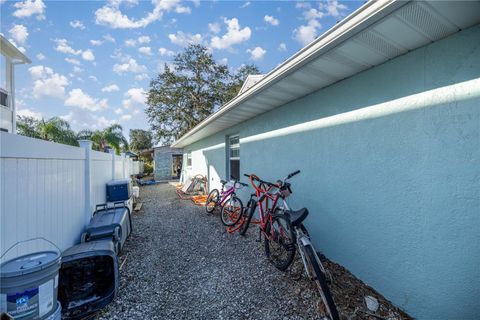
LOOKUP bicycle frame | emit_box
[248,175,284,240]
[217,182,239,207]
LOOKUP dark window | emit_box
[228,135,240,180]
[186,152,192,167]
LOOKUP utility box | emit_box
[81,202,132,255]
[106,179,131,202]
[58,240,119,320]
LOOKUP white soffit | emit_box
[173,0,480,148]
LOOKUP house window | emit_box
[228,135,240,180]
[186,152,192,167]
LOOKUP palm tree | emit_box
[16,116,78,146]
[38,117,78,146]
[78,124,128,154]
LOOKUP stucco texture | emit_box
[183,25,480,319]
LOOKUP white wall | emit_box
[0,133,140,262]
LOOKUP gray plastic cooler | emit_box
[58,240,119,320]
[81,202,132,255]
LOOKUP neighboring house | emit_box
[153,146,183,181]
[172,1,480,319]
[0,35,31,133]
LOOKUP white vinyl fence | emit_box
[0,133,141,262]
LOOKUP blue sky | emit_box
[0,0,361,141]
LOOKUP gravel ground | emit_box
[97,183,411,320]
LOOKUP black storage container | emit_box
[58,240,119,320]
[106,179,131,202]
[81,202,132,255]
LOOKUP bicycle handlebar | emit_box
[244,170,301,187]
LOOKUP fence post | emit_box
[108,149,115,180]
[78,140,93,227]
[121,152,126,179]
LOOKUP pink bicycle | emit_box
[205,179,247,226]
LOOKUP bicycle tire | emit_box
[239,199,255,236]
[220,196,243,226]
[264,214,296,271]
[303,244,339,320]
[205,189,220,214]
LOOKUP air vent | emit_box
[355,30,405,59]
[397,1,454,41]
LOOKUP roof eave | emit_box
[171,0,401,148]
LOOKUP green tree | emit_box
[129,129,153,152]
[146,44,231,144]
[16,116,41,139]
[16,116,78,146]
[78,124,128,154]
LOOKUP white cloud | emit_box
[65,57,80,65]
[122,87,145,109]
[120,114,132,121]
[278,43,287,51]
[113,58,147,74]
[28,65,69,99]
[135,73,149,81]
[64,88,108,112]
[168,31,203,47]
[102,84,120,92]
[95,0,191,29]
[294,0,347,46]
[81,49,95,61]
[210,18,251,50]
[73,66,83,73]
[114,108,123,115]
[62,110,115,131]
[90,34,115,46]
[247,46,266,60]
[294,21,319,46]
[137,35,150,44]
[88,75,99,82]
[36,53,45,60]
[320,0,347,17]
[208,22,221,34]
[69,20,85,30]
[125,39,136,47]
[103,34,116,43]
[13,0,45,20]
[240,1,250,8]
[54,38,81,55]
[158,47,174,57]
[264,15,279,26]
[138,46,152,55]
[9,24,29,45]
[17,108,43,120]
[124,35,150,47]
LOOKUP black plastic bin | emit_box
[81,202,132,255]
[58,240,119,320]
[106,179,131,202]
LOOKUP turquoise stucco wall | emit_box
[183,25,480,319]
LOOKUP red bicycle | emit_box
[239,171,299,271]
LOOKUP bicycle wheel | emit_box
[264,214,296,271]
[220,196,243,226]
[239,199,255,235]
[303,245,339,320]
[205,189,220,214]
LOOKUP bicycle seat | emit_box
[286,208,309,226]
[220,179,227,185]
